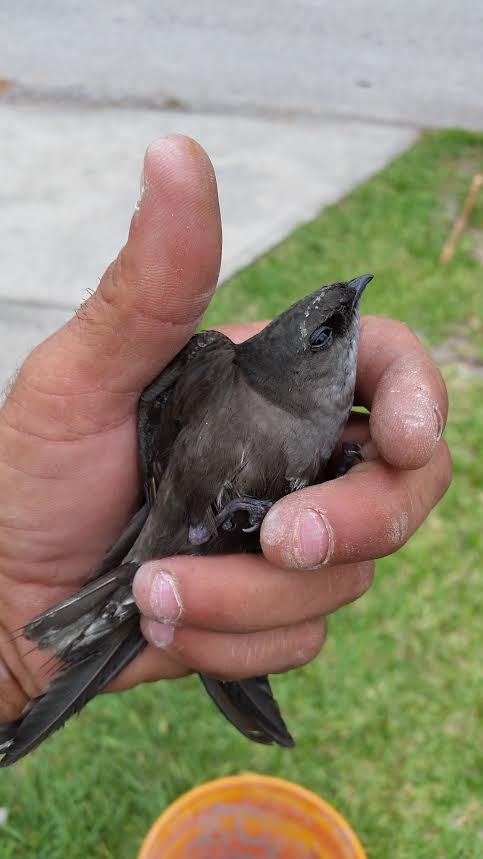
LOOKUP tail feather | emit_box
[0,720,20,753]
[0,618,145,767]
[24,563,138,657]
[1,508,148,766]
[199,673,294,748]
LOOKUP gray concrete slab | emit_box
[0,302,71,395]
[4,2,476,386]
[0,103,416,385]
[2,1,482,130]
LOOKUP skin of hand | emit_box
[0,136,451,722]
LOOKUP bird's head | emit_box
[238,274,372,404]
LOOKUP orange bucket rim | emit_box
[137,772,367,859]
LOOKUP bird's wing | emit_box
[200,674,294,748]
[138,330,230,504]
[90,330,232,575]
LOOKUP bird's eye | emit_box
[309,325,334,351]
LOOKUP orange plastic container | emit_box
[138,773,367,859]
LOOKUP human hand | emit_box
[0,135,222,718]
[0,136,451,725]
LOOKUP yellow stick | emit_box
[440,172,483,264]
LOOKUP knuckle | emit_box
[207,639,253,681]
[393,319,419,344]
[377,317,421,350]
[231,638,252,674]
[382,504,412,553]
[97,253,132,319]
[434,362,449,402]
[436,439,453,498]
[290,620,326,669]
[351,561,375,598]
[165,633,187,662]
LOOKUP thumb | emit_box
[6,135,222,435]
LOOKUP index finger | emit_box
[261,439,452,571]
[356,316,448,469]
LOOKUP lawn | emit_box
[1,130,482,858]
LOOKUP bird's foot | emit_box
[188,522,212,546]
[188,497,273,545]
[336,441,363,478]
[216,497,274,534]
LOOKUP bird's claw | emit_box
[188,522,211,545]
[189,497,273,545]
[336,441,363,478]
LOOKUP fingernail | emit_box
[412,389,444,442]
[262,505,333,570]
[134,563,182,623]
[295,510,333,569]
[146,620,174,649]
[433,403,444,441]
[134,167,145,212]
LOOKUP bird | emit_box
[0,273,372,766]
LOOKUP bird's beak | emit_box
[348,273,373,303]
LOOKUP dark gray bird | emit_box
[0,274,372,766]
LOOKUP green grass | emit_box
[1,129,482,858]
[204,129,483,358]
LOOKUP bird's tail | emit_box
[0,563,144,767]
[199,673,294,747]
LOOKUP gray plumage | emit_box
[0,274,372,766]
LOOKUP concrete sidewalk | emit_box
[2,0,482,385]
[2,1,482,130]
[0,103,416,385]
